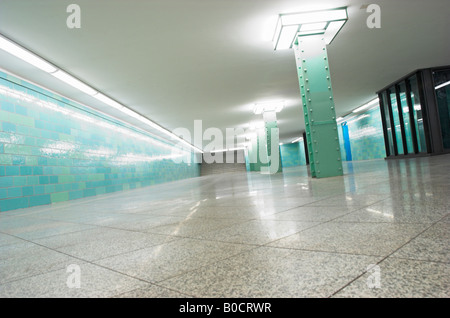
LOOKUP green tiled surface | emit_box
[280,142,306,168]
[340,107,386,161]
[0,71,200,212]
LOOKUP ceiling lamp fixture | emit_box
[253,101,285,114]
[291,137,303,143]
[272,7,348,50]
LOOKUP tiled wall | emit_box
[280,142,306,168]
[0,71,200,212]
[339,107,386,161]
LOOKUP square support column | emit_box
[294,36,343,178]
[261,111,282,174]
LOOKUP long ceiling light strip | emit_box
[0,36,57,73]
[352,98,379,113]
[0,33,203,153]
[51,69,98,96]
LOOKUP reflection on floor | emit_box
[0,155,449,297]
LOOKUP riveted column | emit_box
[294,46,316,177]
[293,36,343,178]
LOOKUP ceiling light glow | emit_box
[0,34,57,73]
[253,101,285,114]
[300,22,327,32]
[51,70,98,96]
[352,98,379,113]
[0,34,203,153]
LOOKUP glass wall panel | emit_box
[381,92,395,155]
[398,82,414,154]
[433,69,450,149]
[408,75,427,152]
[389,88,404,154]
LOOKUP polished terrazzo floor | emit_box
[0,156,449,298]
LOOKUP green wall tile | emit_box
[51,191,69,203]
[0,71,200,212]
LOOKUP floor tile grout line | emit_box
[0,230,201,298]
[144,244,267,298]
[327,218,444,298]
[256,244,389,259]
[260,207,371,249]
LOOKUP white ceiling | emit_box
[0,0,449,147]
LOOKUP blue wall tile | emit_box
[0,176,14,187]
[1,101,15,112]
[5,166,20,176]
[0,197,28,212]
[29,195,51,207]
[12,155,26,165]
[2,122,16,133]
[8,187,22,198]
[22,186,34,196]
[20,166,33,175]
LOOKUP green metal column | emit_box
[294,35,343,178]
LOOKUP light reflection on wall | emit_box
[0,72,200,212]
[0,85,191,157]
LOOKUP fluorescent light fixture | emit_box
[0,34,58,73]
[323,20,347,45]
[272,7,347,50]
[93,93,124,111]
[51,70,97,96]
[88,93,203,154]
[275,25,299,50]
[300,22,327,32]
[352,98,379,113]
[253,101,285,114]
[336,117,344,121]
[291,137,303,143]
[435,80,450,90]
[0,34,203,153]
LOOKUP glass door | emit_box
[408,75,427,153]
[388,88,404,155]
[397,83,415,154]
[433,69,450,150]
